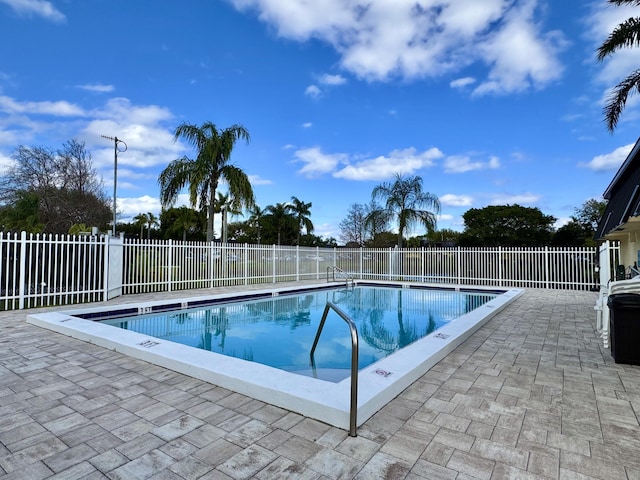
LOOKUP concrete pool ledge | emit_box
[26,282,524,433]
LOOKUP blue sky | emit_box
[1,0,639,242]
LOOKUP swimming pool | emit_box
[96,285,496,382]
[27,281,523,432]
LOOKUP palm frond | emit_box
[607,0,640,6]
[603,69,640,132]
[597,17,640,60]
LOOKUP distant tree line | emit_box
[339,200,606,248]
[0,125,606,248]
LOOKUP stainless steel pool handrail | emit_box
[310,301,359,436]
[327,266,354,288]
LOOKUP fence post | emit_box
[498,246,503,287]
[167,239,173,292]
[456,246,461,286]
[545,246,550,290]
[103,234,110,301]
[272,244,277,283]
[18,231,27,310]
[244,243,248,285]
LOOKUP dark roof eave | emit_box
[603,136,640,199]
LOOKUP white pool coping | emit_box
[27,282,523,432]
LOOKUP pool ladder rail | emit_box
[327,266,355,288]
[310,301,359,437]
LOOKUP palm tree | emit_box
[164,206,202,241]
[247,204,265,244]
[158,121,253,241]
[597,0,640,132]
[290,196,314,245]
[371,173,440,247]
[146,212,159,240]
[133,213,148,239]
[214,192,242,243]
[265,202,294,245]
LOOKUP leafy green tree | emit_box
[0,191,44,233]
[158,121,253,241]
[459,204,556,246]
[263,202,296,245]
[371,173,441,247]
[365,231,398,248]
[160,207,206,241]
[0,140,111,233]
[597,0,640,131]
[574,198,607,231]
[552,221,592,247]
[552,199,608,247]
[290,196,314,245]
[422,229,461,246]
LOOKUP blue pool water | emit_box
[101,285,496,381]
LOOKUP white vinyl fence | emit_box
[0,231,108,310]
[0,232,618,311]
[121,239,606,294]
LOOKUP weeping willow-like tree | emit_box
[158,121,254,241]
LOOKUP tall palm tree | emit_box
[247,204,265,244]
[290,196,314,245]
[597,0,640,132]
[133,212,148,239]
[158,121,253,241]
[371,173,440,247]
[265,202,294,245]
[146,212,159,240]
[214,192,242,243]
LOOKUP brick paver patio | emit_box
[0,285,638,479]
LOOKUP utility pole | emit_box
[101,135,127,236]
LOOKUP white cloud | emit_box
[450,77,476,89]
[581,143,634,171]
[0,95,85,116]
[231,0,565,95]
[82,97,179,170]
[554,216,571,229]
[489,192,540,205]
[118,195,162,220]
[302,122,312,128]
[248,174,272,185]
[293,147,347,177]
[334,147,443,181]
[0,0,65,22]
[305,85,321,98]
[444,155,500,173]
[319,73,346,85]
[440,194,473,207]
[77,84,115,93]
[472,1,566,96]
[0,151,14,169]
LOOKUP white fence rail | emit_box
[0,231,108,310]
[0,233,618,311]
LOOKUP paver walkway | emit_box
[0,286,638,479]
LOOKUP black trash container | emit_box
[608,293,640,365]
